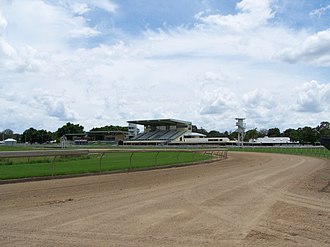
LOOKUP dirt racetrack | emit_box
[0,152,329,246]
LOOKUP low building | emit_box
[172,132,230,145]
[4,138,17,146]
[249,136,295,145]
[87,131,129,144]
[64,134,88,145]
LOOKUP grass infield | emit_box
[0,151,211,180]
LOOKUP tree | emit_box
[21,128,53,143]
[282,128,295,137]
[298,126,318,144]
[37,130,53,143]
[22,128,38,143]
[258,129,268,137]
[222,131,229,137]
[268,128,280,137]
[192,125,208,135]
[90,125,128,132]
[316,121,330,139]
[1,129,14,140]
[207,130,221,137]
[228,131,238,140]
[244,128,258,141]
[282,128,299,142]
[56,122,84,138]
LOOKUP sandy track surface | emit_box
[0,152,329,246]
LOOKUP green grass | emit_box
[229,146,330,159]
[0,145,35,151]
[0,151,211,180]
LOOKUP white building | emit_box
[249,136,292,145]
[178,132,230,144]
[4,138,17,146]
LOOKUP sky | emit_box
[0,0,329,133]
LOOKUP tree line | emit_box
[1,122,128,144]
[194,121,330,144]
[1,121,329,144]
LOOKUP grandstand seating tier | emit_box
[131,130,187,141]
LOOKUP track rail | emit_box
[0,148,227,158]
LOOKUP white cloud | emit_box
[71,3,90,15]
[69,27,100,38]
[294,80,330,113]
[196,0,274,31]
[200,87,238,115]
[0,1,100,50]
[0,9,7,34]
[241,89,282,126]
[277,28,330,66]
[310,4,330,18]
[0,38,16,58]
[92,0,117,13]
[243,88,276,109]
[61,1,117,15]
[0,0,328,133]
[0,9,16,62]
[34,94,77,121]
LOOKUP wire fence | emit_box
[229,146,330,159]
[0,149,228,182]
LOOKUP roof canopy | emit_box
[185,132,206,137]
[127,119,191,126]
[4,138,17,142]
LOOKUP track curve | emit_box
[0,152,329,246]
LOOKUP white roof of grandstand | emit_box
[4,138,17,142]
[127,119,191,126]
[185,132,206,137]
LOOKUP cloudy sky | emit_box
[0,0,329,133]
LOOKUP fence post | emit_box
[129,152,134,170]
[176,152,181,162]
[155,151,160,166]
[52,156,57,176]
[203,151,207,161]
[99,153,105,173]
[192,152,197,162]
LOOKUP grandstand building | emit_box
[125,119,191,145]
[124,119,229,145]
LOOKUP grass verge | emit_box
[229,146,330,159]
